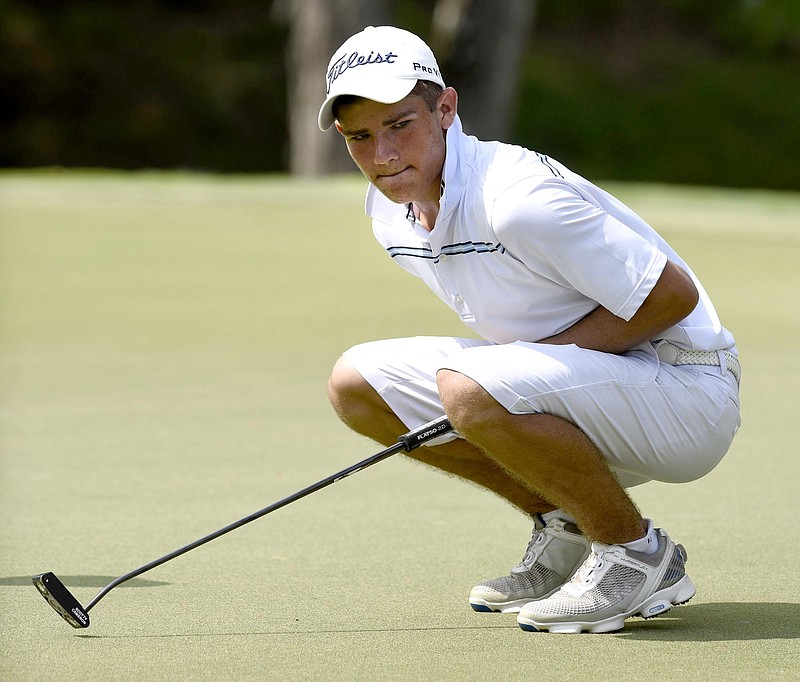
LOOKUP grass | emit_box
[1,171,798,680]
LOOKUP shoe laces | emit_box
[567,543,608,590]
[511,523,548,574]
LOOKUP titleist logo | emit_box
[326,50,398,93]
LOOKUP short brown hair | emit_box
[332,80,444,122]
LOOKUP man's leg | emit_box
[436,368,697,633]
[436,369,645,545]
[328,356,553,515]
[329,353,594,613]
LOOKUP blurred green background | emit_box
[3,0,799,189]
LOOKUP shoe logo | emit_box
[648,604,666,615]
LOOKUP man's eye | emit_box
[393,120,411,129]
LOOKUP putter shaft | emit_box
[33,415,452,627]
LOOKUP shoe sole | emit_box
[470,584,565,614]
[469,599,529,614]
[517,575,696,634]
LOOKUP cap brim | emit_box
[317,78,419,131]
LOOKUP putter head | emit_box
[32,573,90,628]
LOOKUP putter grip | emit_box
[397,415,453,451]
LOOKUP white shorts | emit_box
[343,336,741,488]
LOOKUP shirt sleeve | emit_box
[491,180,667,321]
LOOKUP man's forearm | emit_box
[538,260,699,354]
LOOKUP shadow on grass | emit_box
[618,602,800,641]
[0,575,168,588]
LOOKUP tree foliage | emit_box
[2,0,798,188]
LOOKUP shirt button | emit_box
[454,294,464,305]
[439,253,448,262]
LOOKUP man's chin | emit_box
[373,180,414,205]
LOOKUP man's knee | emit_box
[328,356,371,417]
[328,355,408,444]
[437,369,506,436]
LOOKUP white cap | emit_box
[318,26,445,131]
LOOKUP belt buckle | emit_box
[655,341,679,365]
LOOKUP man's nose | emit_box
[374,133,399,165]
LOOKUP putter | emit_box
[33,415,452,628]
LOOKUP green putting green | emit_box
[1,172,798,680]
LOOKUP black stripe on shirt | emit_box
[537,153,564,178]
[387,241,506,263]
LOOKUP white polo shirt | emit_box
[364,115,734,351]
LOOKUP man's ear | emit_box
[334,121,344,135]
[438,87,458,130]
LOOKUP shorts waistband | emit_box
[655,342,741,385]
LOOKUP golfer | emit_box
[319,26,741,633]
